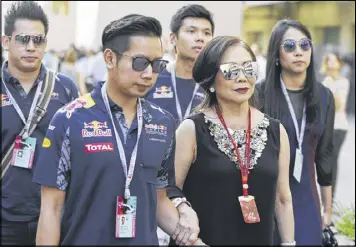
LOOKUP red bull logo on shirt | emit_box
[61,94,95,118]
[153,86,173,99]
[144,123,168,136]
[82,120,112,138]
[1,94,12,107]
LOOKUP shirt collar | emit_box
[92,80,152,123]
[108,96,123,113]
[2,61,47,86]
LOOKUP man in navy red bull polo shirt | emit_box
[1,2,79,245]
[33,14,200,245]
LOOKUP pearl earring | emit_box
[209,87,215,93]
[276,60,279,66]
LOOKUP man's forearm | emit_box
[275,199,294,243]
[36,210,62,245]
[157,195,180,236]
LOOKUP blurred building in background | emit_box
[2,1,78,51]
[243,1,355,54]
[93,1,244,50]
[2,1,244,51]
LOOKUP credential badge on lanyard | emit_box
[280,75,306,183]
[101,82,143,199]
[1,62,44,169]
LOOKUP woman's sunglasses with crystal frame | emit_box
[219,61,259,80]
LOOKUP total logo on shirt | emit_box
[153,86,173,99]
[82,120,112,138]
[85,142,114,153]
[1,94,12,107]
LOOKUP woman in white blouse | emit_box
[321,51,350,199]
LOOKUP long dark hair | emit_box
[192,36,257,112]
[262,19,320,129]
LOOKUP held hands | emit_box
[193,238,208,246]
[172,203,200,246]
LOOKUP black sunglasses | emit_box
[219,61,259,80]
[281,38,312,53]
[9,34,47,47]
[112,50,168,73]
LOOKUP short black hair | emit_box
[4,1,49,36]
[193,36,257,111]
[170,4,215,36]
[102,14,162,61]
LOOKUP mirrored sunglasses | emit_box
[11,34,47,47]
[219,61,259,80]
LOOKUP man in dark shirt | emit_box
[1,1,79,245]
[145,4,214,126]
[145,5,214,245]
[33,14,199,245]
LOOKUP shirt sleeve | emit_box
[33,111,72,191]
[156,132,176,189]
[315,88,335,186]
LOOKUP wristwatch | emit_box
[172,197,192,208]
[281,240,296,246]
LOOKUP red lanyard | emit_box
[216,106,251,196]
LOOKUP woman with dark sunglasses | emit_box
[255,19,335,245]
[173,36,295,245]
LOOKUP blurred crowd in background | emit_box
[2,38,354,115]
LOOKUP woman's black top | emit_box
[181,112,281,245]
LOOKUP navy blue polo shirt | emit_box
[145,69,205,125]
[33,81,176,245]
[1,62,79,222]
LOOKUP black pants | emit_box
[331,129,347,199]
[1,219,38,245]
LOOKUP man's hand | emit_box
[172,203,200,246]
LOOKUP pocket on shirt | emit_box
[140,163,158,185]
[139,163,159,232]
